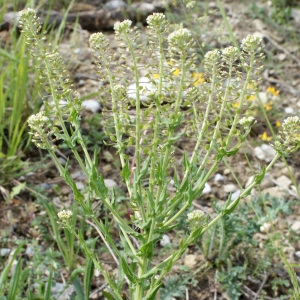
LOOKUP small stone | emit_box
[291,221,300,232]
[102,151,114,163]
[295,251,300,258]
[202,182,211,194]
[104,179,117,189]
[276,175,292,189]
[261,186,285,198]
[184,254,197,268]
[223,184,237,193]
[284,107,294,114]
[104,0,127,10]
[214,173,224,182]
[75,182,85,190]
[82,100,101,113]
[160,234,171,247]
[231,190,241,201]
[260,222,272,233]
[58,157,67,166]
[254,144,276,162]
[61,185,71,195]
[0,248,10,256]
[278,53,286,61]
[257,91,268,104]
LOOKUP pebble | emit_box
[160,234,171,247]
[231,190,241,201]
[214,173,224,182]
[0,248,11,256]
[261,186,285,198]
[291,221,300,232]
[202,182,212,194]
[104,179,117,189]
[82,99,101,113]
[284,107,294,114]
[275,175,292,189]
[75,182,85,190]
[254,144,276,162]
[223,183,237,193]
[295,251,300,259]
[104,0,127,10]
[184,254,197,268]
[260,222,272,233]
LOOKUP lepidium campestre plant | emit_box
[19,8,300,299]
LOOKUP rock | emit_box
[104,179,117,189]
[257,91,268,104]
[231,190,241,201]
[58,157,67,166]
[82,99,101,113]
[223,184,237,193]
[131,3,155,15]
[295,251,300,259]
[275,175,292,189]
[202,182,211,194]
[245,173,273,190]
[0,248,10,256]
[184,254,197,268]
[104,0,127,10]
[291,8,300,23]
[261,186,285,198]
[75,182,85,190]
[51,282,75,300]
[284,107,294,114]
[278,53,286,61]
[260,222,272,233]
[214,173,224,182]
[254,144,276,162]
[160,234,171,247]
[291,221,300,232]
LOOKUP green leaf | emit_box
[120,257,137,284]
[136,156,150,183]
[44,271,53,300]
[9,182,26,200]
[102,291,116,300]
[121,160,131,182]
[84,258,94,300]
[144,283,162,300]
[73,276,84,300]
[7,258,22,300]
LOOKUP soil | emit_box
[1,0,300,299]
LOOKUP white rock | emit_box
[223,184,237,193]
[160,234,171,247]
[291,221,300,232]
[0,248,10,256]
[276,175,292,189]
[82,100,101,113]
[260,222,272,233]
[231,190,241,201]
[257,91,268,104]
[75,182,85,190]
[214,173,224,182]
[104,179,117,189]
[184,254,197,268]
[254,144,276,162]
[202,182,211,194]
[291,8,300,23]
[284,107,294,114]
[104,0,127,10]
[295,251,300,258]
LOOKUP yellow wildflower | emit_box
[275,120,281,127]
[173,68,180,76]
[192,72,205,86]
[259,132,272,141]
[247,94,255,101]
[153,73,159,79]
[264,101,273,111]
[267,86,280,96]
[233,102,239,108]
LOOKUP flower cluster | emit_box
[187,210,206,231]
[273,116,300,154]
[241,34,262,53]
[89,32,105,50]
[114,20,132,35]
[57,210,73,221]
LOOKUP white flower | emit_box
[57,210,73,221]
[89,32,105,49]
[168,28,192,44]
[114,20,132,34]
[241,34,261,52]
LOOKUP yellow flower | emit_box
[275,120,281,127]
[247,94,255,101]
[173,68,180,76]
[153,73,159,79]
[192,72,205,86]
[264,101,273,111]
[259,132,272,141]
[248,83,257,90]
[267,86,280,96]
[233,102,239,108]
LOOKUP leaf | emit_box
[102,291,116,300]
[120,257,137,284]
[121,160,131,182]
[9,182,26,200]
